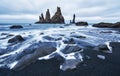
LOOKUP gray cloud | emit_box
[0,0,120,22]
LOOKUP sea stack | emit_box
[35,13,45,23]
[72,14,75,23]
[51,7,65,24]
[45,9,51,23]
[35,7,65,24]
[70,14,76,24]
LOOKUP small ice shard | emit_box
[97,55,105,60]
[85,55,91,60]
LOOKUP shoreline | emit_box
[0,23,120,76]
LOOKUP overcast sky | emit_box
[0,0,120,23]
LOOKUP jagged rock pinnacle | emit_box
[45,9,51,23]
[51,7,65,23]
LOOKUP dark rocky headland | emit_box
[93,22,120,28]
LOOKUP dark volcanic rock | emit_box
[93,22,120,28]
[75,22,88,26]
[1,33,9,35]
[61,45,82,54]
[8,35,24,43]
[63,38,76,44]
[93,22,113,28]
[70,14,76,24]
[45,9,51,23]
[70,34,86,38]
[93,44,109,52]
[40,32,44,35]
[43,36,62,41]
[72,14,75,23]
[10,25,23,29]
[1,33,14,37]
[40,14,45,23]
[35,13,45,23]
[51,7,65,24]
[59,26,64,28]
[43,36,55,40]
[113,22,120,28]
[12,43,57,71]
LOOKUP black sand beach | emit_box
[0,0,120,76]
[0,42,120,76]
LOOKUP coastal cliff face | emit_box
[35,7,65,24]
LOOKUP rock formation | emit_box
[70,14,75,23]
[112,22,120,28]
[35,14,45,23]
[39,13,45,23]
[51,7,65,23]
[93,22,120,28]
[75,21,88,26]
[72,14,75,23]
[69,14,76,24]
[10,25,23,29]
[35,7,65,24]
[8,35,24,43]
[45,9,51,23]
[68,14,88,26]
[93,22,113,28]
[12,42,57,71]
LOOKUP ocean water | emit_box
[0,23,120,70]
[0,23,63,31]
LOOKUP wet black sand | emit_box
[0,42,120,76]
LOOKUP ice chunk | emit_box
[97,55,105,60]
[60,52,83,71]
